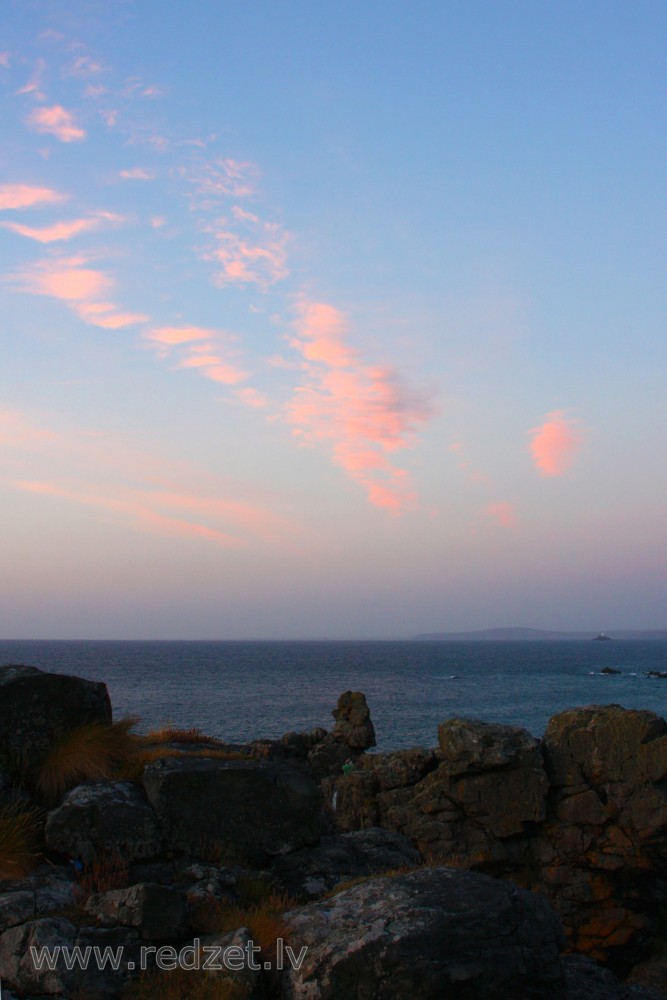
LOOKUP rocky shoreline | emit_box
[1,663,667,998]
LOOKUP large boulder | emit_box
[280,866,565,999]
[142,757,322,866]
[45,781,161,863]
[0,664,111,774]
[332,691,376,750]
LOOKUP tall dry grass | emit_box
[0,801,43,879]
[35,717,140,805]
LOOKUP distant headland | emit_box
[414,627,667,641]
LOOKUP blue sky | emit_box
[1,0,666,637]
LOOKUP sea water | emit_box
[1,640,666,751]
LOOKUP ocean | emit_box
[2,640,666,752]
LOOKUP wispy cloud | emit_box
[203,214,289,289]
[183,157,259,202]
[11,255,149,329]
[145,325,249,386]
[286,300,434,513]
[28,104,85,142]
[119,168,154,181]
[483,501,518,529]
[530,410,582,477]
[1,407,291,548]
[2,211,124,243]
[0,52,10,69]
[0,184,67,210]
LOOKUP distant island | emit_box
[414,627,667,641]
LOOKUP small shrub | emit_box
[35,718,140,805]
[0,801,43,878]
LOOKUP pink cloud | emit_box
[286,300,434,513]
[185,157,259,201]
[12,256,149,329]
[119,168,154,181]
[235,387,268,408]
[145,326,249,387]
[0,52,10,69]
[484,501,518,529]
[147,326,213,346]
[15,480,243,548]
[0,184,66,210]
[1,211,122,243]
[28,105,85,142]
[204,217,289,290]
[530,410,582,477]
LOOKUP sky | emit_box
[1,0,666,639]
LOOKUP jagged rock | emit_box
[142,757,322,866]
[537,706,667,963]
[271,827,421,899]
[44,781,161,863]
[625,956,667,996]
[0,665,111,774]
[334,724,547,858]
[84,882,187,939]
[0,917,140,997]
[332,691,376,750]
[280,866,566,999]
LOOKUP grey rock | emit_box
[84,882,187,940]
[45,781,161,863]
[438,716,544,775]
[562,953,667,999]
[0,867,76,934]
[271,827,421,899]
[0,664,111,774]
[280,866,566,999]
[0,917,140,997]
[142,757,322,866]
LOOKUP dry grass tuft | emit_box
[35,717,141,805]
[192,890,292,955]
[123,968,249,1000]
[76,850,130,899]
[142,726,229,747]
[0,801,43,879]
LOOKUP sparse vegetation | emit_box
[123,968,249,1000]
[0,801,43,878]
[142,726,229,747]
[34,718,141,805]
[191,886,293,956]
[75,849,130,898]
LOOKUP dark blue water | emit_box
[1,640,666,751]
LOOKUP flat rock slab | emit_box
[281,866,566,999]
[142,757,322,866]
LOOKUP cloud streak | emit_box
[0,184,67,210]
[2,211,124,243]
[530,411,582,477]
[286,300,434,513]
[11,255,149,329]
[145,326,249,388]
